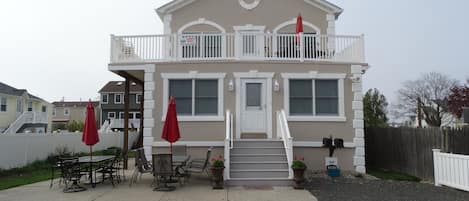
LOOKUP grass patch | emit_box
[368,168,421,182]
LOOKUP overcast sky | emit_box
[1,0,468,105]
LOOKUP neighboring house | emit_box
[98,81,142,131]
[108,0,368,185]
[0,82,53,134]
[51,101,100,129]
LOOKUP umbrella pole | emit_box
[90,146,93,187]
[170,143,173,154]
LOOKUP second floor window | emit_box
[64,108,70,116]
[42,106,47,113]
[27,101,33,111]
[0,97,7,112]
[115,94,123,104]
[102,94,108,104]
[169,79,218,115]
[52,108,56,116]
[16,99,23,113]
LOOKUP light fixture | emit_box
[228,79,235,91]
[349,74,361,83]
[274,79,280,92]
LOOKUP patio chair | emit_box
[129,148,152,187]
[97,157,118,187]
[152,154,176,191]
[61,158,87,193]
[185,146,212,178]
[111,149,125,183]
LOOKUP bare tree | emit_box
[396,72,458,127]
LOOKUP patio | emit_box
[0,164,317,201]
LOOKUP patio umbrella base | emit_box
[63,182,87,193]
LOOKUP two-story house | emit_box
[52,101,100,130]
[0,82,53,134]
[108,0,368,185]
[99,81,142,131]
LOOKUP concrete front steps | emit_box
[227,140,292,186]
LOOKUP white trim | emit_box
[273,18,321,34]
[233,24,266,32]
[234,71,274,139]
[281,72,346,121]
[238,0,262,10]
[293,141,355,148]
[101,93,109,104]
[108,64,155,73]
[0,97,7,112]
[178,18,226,34]
[153,141,224,147]
[114,93,123,104]
[161,72,226,122]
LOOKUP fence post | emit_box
[432,149,441,186]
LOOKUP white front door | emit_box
[240,79,267,134]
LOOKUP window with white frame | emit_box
[64,108,70,116]
[52,108,56,116]
[42,106,47,113]
[136,94,142,104]
[16,99,23,113]
[0,97,7,112]
[108,112,116,119]
[101,94,108,104]
[114,94,123,104]
[283,72,345,121]
[119,112,124,119]
[162,73,225,121]
[27,101,33,111]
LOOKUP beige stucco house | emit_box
[52,101,100,130]
[108,0,368,185]
[0,82,53,134]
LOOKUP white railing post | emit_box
[110,34,116,63]
[224,110,232,180]
[277,110,293,179]
[433,149,441,186]
[299,32,304,62]
[173,34,179,61]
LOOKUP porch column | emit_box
[138,83,144,147]
[143,67,156,160]
[351,65,365,173]
[123,78,130,169]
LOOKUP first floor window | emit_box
[289,79,339,116]
[119,112,124,119]
[0,97,6,112]
[169,79,218,116]
[108,112,115,119]
[136,94,142,104]
[52,108,56,116]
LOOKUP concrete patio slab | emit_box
[0,169,316,201]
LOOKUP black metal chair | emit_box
[60,158,87,193]
[152,154,176,191]
[97,157,118,187]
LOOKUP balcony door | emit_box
[234,25,265,59]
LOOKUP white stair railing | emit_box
[3,112,47,134]
[224,110,233,180]
[277,110,293,179]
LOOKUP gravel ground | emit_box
[306,175,469,201]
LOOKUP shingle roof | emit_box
[52,101,99,108]
[98,81,143,93]
[0,82,45,101]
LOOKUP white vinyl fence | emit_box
[433,149,469,192]
[0,132,138,169]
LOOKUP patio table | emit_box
[78,155,115,187]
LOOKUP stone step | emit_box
[230,169,289,178]
[233,140,284,148]
[230,147,286,155]
[230,154,287,162]
[230,161,289,169]
[226,178,293,186]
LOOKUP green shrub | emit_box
[66,120,84,132]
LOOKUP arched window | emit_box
[178,19,226,58]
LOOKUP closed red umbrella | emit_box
[82,100,99,187]
[161,96,181,153]
[295,14,304,43]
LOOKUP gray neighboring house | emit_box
[98,81,142,131]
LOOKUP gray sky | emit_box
[1,0,468,104]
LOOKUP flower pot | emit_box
[292,167,306,189]
[210,167,225,189]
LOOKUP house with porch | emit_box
[52,101,100,130]
[108,0,368,185]
[0,82,53,134]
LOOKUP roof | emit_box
[0,82,45,101]
[156,0,343,20]
[52,101,100,108]
[98,81,143,93]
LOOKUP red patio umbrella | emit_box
[295,13,304,43]
[161,96,181,153]
[82,100,99,187]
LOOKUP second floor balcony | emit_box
[110,33,365,64]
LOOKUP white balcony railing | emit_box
[110,33,365,63]
[3,112,48,134]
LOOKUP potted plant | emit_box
[210,155,225,189]
[291,156,307,189]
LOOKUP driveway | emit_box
[307,177,469,201]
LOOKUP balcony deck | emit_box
[110,33,365,64]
